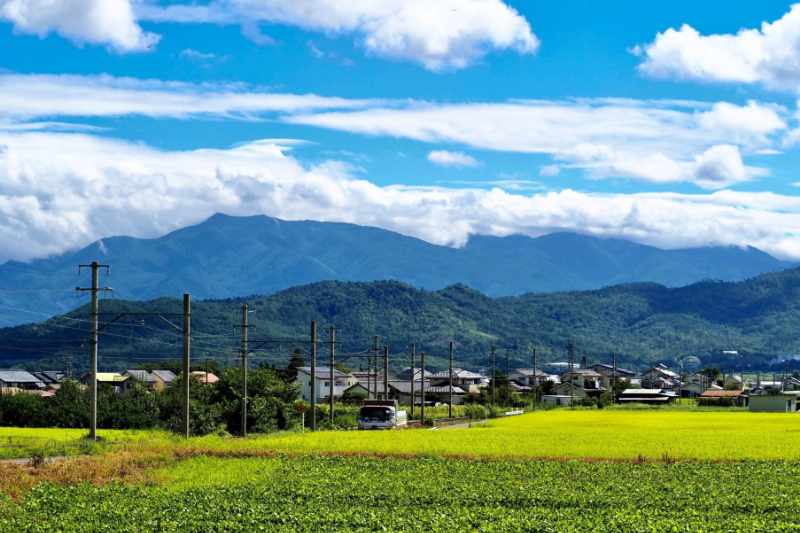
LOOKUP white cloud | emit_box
[288,98,785,187]
[0,73,380,121]
[539,165,560,176]
[0,0,159,53]
[0,72,788,189]
[428,150,482,168]
[636,4,800,91]
[3,131,800,263]
[179,48,216,60]
[137,0,539,70]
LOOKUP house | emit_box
[350,371,400,382]
[541,394,574,407]
[190,371,219,384]
[32,371,66,385]
[585,364,637,389]
[677,381,722,398]
[123,370,158,392]
[0,370,45,390]
[723,375,749,391]
[151,370,176,391]
[428,369,485,394]
[749,392,799,412]
[699,389,748,407]
[617,388,677,404]
[640,364,680,389]
[586,363,637,380]
[508,368,551,387]
[395,367,432,381]
[79,372,132,393]
[296,366,358,401]
[551,369,607,399]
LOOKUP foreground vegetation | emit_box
[3,411,800,531]
[3,455,800,531]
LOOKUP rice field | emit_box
[2,409,798,461]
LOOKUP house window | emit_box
[324,382,329,387]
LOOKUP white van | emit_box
[358,400,408,430]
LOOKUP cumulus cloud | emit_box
[2,131,800,263]
[137,0,539,70]
[636,4,800,91]
[288,98,785,187]
[428,150,482,168]
[0,0,159,53]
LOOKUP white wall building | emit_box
[296,366,358,402]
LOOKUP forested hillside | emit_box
[4,267,800,375]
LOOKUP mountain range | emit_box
[0,213,794,327]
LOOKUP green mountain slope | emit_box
[4,268,800,375]
[0,214,793,328]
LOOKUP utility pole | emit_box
[384,346,389,401]
[310,321,317,431]
[532,347,537,412]
[582,351,587,369]
[491,345,496,406]
[567,340,575,409]
[371,336,379,399]
[505,348,510,407]
[420,351,425,425]
[76,261,112,442]
[448,341,454,418]
[410,343,416,418]
[330,326,335,424]
[233,305,255,437]
[182,294,191,438]
[612,353,617,404]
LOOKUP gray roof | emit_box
[564,369,603,378]
[151,370,176,382]
[428,368,484,380]
[33,371,65,384]
[0,370,44,384]
[350,380,466,395]
[509,368,550,377]
[298,366,352,379]
[586,364,636,377]
[124,370,157,383]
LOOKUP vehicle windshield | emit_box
[360,407,392,422]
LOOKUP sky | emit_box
[3,1,800,262]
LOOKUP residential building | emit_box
[428,368,485,394]
[32,371,66,385]
[586,363,636,389]
[151,370,177,391]
[551,369,607,399]
[508,368,550,387]
[0,370,45,390]
[79,372,132,393]
[190,371,219,384]
[123,370,158,392]
[640,364,680,389]
[617,388,677,404]
[296,366,358,401]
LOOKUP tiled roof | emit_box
[297,366,352,379]
[509,368,549,377]
[151,370,176,382]
[0,370,44,383]
[125,370,157,382]
[428,368,484,380]
[190,371,219,383]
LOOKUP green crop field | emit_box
[3,411,800,531]
[3,455,800,531]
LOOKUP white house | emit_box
[508,368,551,387]
[296,366,358,402]
[749,393,799,412]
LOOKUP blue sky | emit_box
[2,0,800,262]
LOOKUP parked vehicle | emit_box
[358,400,408,430]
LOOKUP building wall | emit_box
[749,395,797,412]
